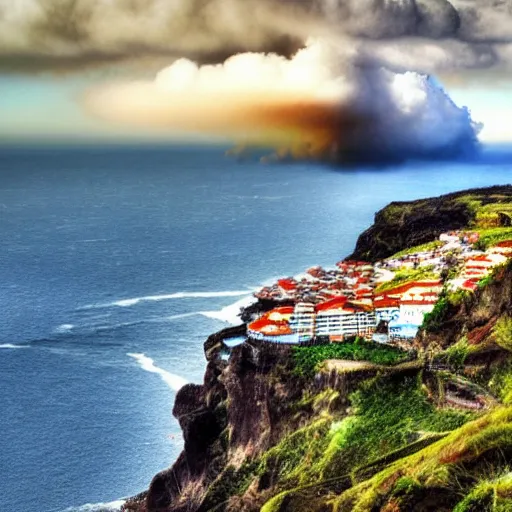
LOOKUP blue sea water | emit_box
[1,144,512,512]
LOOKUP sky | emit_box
[1,73,511,144]
[1,0,512,148]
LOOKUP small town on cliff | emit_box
[245,231,512,347]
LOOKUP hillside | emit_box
[348,185,512,262]
[123,185,512,512]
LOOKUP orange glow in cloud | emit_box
[84,41,480,162]
[84,43,365,159]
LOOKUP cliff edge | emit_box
[123,185,512,512]
[348,185,512,262]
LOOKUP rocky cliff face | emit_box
[348,185,512,262]
[124,186,512,512]
[418,262,512,351]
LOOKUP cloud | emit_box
[1,0,512,72]
[85,41,480,162]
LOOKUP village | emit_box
[247,231,512,346]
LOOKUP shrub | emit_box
[320,375,472,470]
[422,296,450,332]
[292,340,409,378]
[495,316,512,352]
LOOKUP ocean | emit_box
[1,144,511,512]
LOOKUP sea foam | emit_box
[127,353,188,391]
[55,324,75,333]
[82,290,254,309]
[201,295,256,325]
[61,499,125,512]
[0,343,28,349]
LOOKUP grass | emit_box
[457,194,512,229]
[487,358,512,406]
[322,375,473,469]
[333,406,512,512]
[381,203,413,224]
[390,240,444,259]
[375,265,438,294]
[494,317,512,353]
[453,471,512,511]
[258,373,475,512]
[472,227,512,250]
[292,339,409,378]
[435,338,470,370]
[258,418,332,487]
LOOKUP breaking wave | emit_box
[201,295,256,325]
[81,290,254,309]
[0,343,28,349]
[127,353,188,391]
[61,499,125,512]
[55,324,75,333]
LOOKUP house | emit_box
[376,280,442,341]
[248,306,299,343]
[314,300,376,342]
[373,295,400,323]
[288,302,316,342]
[277,278,298,297]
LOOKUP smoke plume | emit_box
[86,41,480,163]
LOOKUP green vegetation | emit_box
[292,339,409,377]
[457,194,512,229]
[442,338,470,370]
[487,359,512,406]
[453,473,512,512]
[381,203,413,224]
[495,317,512,353]
[258,374,475,512]
[473,227,512,250]
[256,374,473,509]
[258,419,332,486]
[375,265,438,293]
[321,375,473,470]
[422,295,450,332]
[422,289,471,332]
[390,240,444,259]
[334,406,512,512]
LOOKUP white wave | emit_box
[61,499,125,512]
[153,312,202,322]
[127,353,188,391]
[82,290,254,309]
[55,324,74,333]
[0,343,28,349]
[201,295,256,325]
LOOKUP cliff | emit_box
[348,185,512,262]
[123,185,512,512]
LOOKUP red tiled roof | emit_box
[248,307,294,336]
[374,296,400,309]
[400,299,438,306]
[277,278,297,291]
[466,263,490,269]
[470,255,492,262]
[462,279,478,291]
[315,296,348,311]
[272,306,295,315]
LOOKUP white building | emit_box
[288,302,316,342]
[315,301,376,342]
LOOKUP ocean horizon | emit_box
[2,143,512,512]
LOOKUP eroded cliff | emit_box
[348,185,512,262]
[123,186,512,512]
